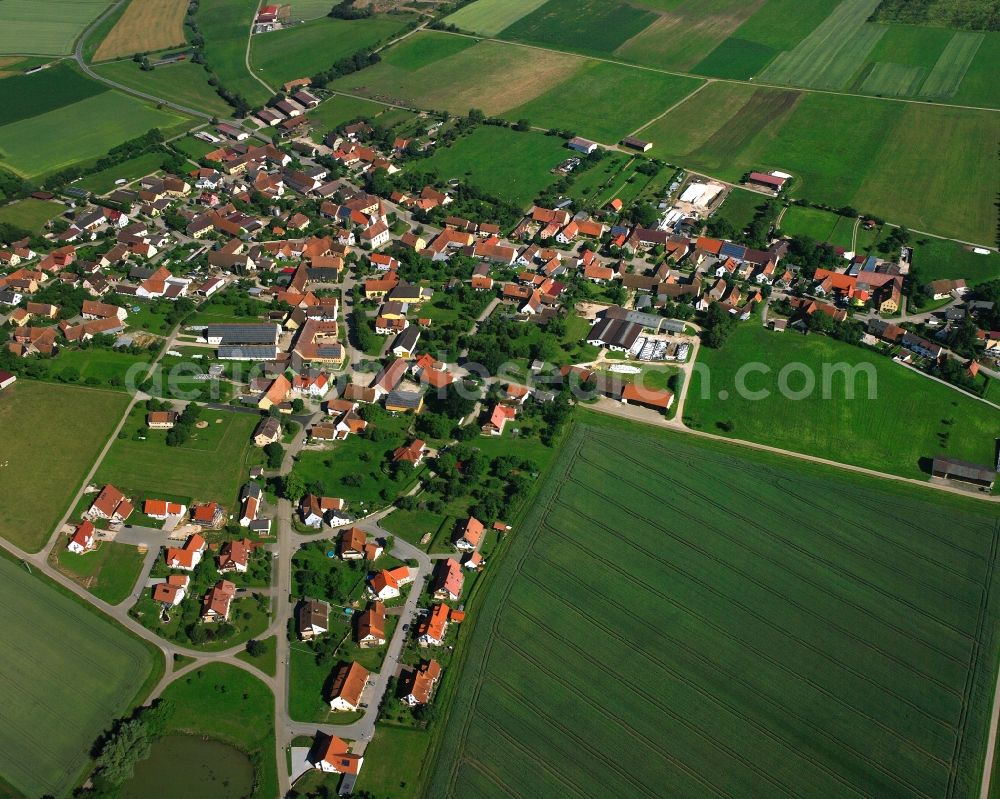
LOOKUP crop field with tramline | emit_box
[428,417,1000,798]
[0,557,156,798]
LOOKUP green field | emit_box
[0,196,64,231]
[952,31,1000,107]
[0,381,130,552]
[711,187,766,235]
[0,62,107,125]
[692,0,839,78]
[686,322,1000,479]
[0,90,190,178]
[156,664,278,799]
[48,347,153,384]
[780,205,851,244]
[910,237,1000,285]
[445,0,550,35]
[612,0,769,72]
[920,31,985,98]
[96,405,259,508]
[332,33,580,118]
[76,150,165,194]
[94,59,235,118]
[252,15,412,88]
[0,556,157,798]
[427,417,1000,798]
[56,541,147,604]
[758,0,884,89]
[421,126,565,208]
[505,60,702,142]
[308,94,391,136]
[499,0,659,55]
[355,725,431,799]
[637,81,999,243]
[200,0,270,106]
[0,0,112,55]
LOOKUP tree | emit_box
[281,471,306,500]
[264,442,284,469]
[702,302,735,349]
[291,398,305,413]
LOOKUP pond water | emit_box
[123,734,255,799]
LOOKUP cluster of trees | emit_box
[871,0,1000,31]
[0,166,32,204]
[264,441,284,469]
[329,0,373,18]
[786,235,839,281]
[43,129,166,190]
[702,302,736,348]
[309,49,381,90]
[293,544,365,605]
[464,317,551,375]
[76,701,175,796]
[166,402,203,446]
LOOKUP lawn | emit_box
[0,556,157,798]
[504,60,703,143]
[235,633,277,676]
[910,236,1000,286]
[171,132,220,159]
[0,61,107,125]
[251,15,413,89]
[0,90,191,179]
[0,380,130,551]
[290,411,417,509]
[46,347,153,385]
[381,507,449,548]
[157,663,278,799]
[94,59,235,118]
[427,417,1000,799]
[445,0,549,35]
[199,0,271,106]
[638,81,999,243]
[308,94,391,137]
[685,322,1000,479]
[421,126,566,208]
[0,0,113,55]
[0,196,64,232]
[56,541,147,604]
[76,150,165,194]
[711,187,766,235]
[354,725,432,799]
[332,33,580,118]
[96,405,260,508]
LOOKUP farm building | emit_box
[567,137,598,155]
[621,136,653,152]
[930,457,996,490]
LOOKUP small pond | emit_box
[122,734,255,799]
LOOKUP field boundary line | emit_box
[978,522,1000,798]
[627,77,712,138]
[245,0,276,97]
[432,28,1000,115]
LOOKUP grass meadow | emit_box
[251,14,413,88]
[638,81,999,243]
[686,322,1000,479]
[0,197,64,231]
[0,90,190,179]
[612,0,768,72]
[445,0,549,35]
[427,418,1000,799]
[498,0,658,55]
[94,58,235,117]
[0,381,130,552]
[355,725,431,799]
[0,556,157,798]
[0,62,106,125]
[332,33,580,117]
[156,664,278,799]
[199,0,270,105]
[0,0,112,55]
[96,405,259,509]
[56,541,147,604]
[505,60,702,142]
[420,126,565,208]
[76,150,165,194]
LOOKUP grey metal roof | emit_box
[217,345,278,360]
[385,390,423,408]
[206,323,279,344]
[932,457,996,484]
